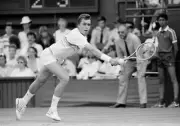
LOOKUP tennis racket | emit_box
[124,42,157,61]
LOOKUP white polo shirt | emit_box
[50,28,89,61]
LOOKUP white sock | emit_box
[23,90,34,105]
[50,95,61,110]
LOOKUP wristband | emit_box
[100,54,111,62]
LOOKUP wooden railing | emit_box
[0,77,164,108]
[0,77,35,108]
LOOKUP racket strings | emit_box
[136,43,156,60]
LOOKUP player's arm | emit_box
[84,43,124,65]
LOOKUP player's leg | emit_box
[16,66,52,120]
[167,65,179,107]
[45,62,69,121]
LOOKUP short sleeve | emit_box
[169,29,177,43]
[66,29,88,48]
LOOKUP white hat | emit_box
[20,16,32,24]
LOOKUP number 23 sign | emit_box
[31,0,68,8]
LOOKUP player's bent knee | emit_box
[36,76,47,84]
[59,75,70,84]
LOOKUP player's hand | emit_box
[118,58,125,65]
[109,58,125,66]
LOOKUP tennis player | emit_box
[15,14,125,121]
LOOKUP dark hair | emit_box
[17,56,28,67]
[157,13,168,21]
[27,31,36,39]
[97,16,106,22]
[39,26,48,35]
[152,22,160,31]
[28,46,38,58]
[125,21,134,29]
[9,35,20,49]
[115,18,124,24]
[6,22,12,27]
[77,14,91,24]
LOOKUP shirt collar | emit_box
[159,25,169,32]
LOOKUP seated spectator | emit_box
[6,44,18,68]
[27,47,41,74]
[0,53,12,77]
[53,18,70,43]
[102,18,123,52]
[37,26,55,49]
[9,35,21,51]
[95,48,121,79]
[90,16,110,51]
[27,31,43,57]
[98,62,121,77]
[103,45,116,58]
[1,22,15,56]
[10,56,35,77]
[76,52,101,80]
[62,59,77,78]
[133,28,141,37]
[126,21,135,33]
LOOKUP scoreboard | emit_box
[0,0,99,14]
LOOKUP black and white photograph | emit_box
[0,0,180,126]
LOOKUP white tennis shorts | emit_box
[40,48,57,66]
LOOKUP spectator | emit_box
[27,47,41,74]
[1,22,15,56]
[27,32,43,57]
[0,53,12,77]
[76,52,101,80]
[133,28,141,37]
[152,13,179,108]
[111,24,149,108]
[103,18,124,52]
[10,56,35,77]
[53,18,70,43]
[37,26,55,49]
[90,16,110,50]
[6,44,18,68]
[18,16,32,55]
[9,35,21,51]
[125,21,135,33]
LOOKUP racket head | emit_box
[136,42,156,61]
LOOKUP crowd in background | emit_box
[0,0,170,79]
[0,15,157,79]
